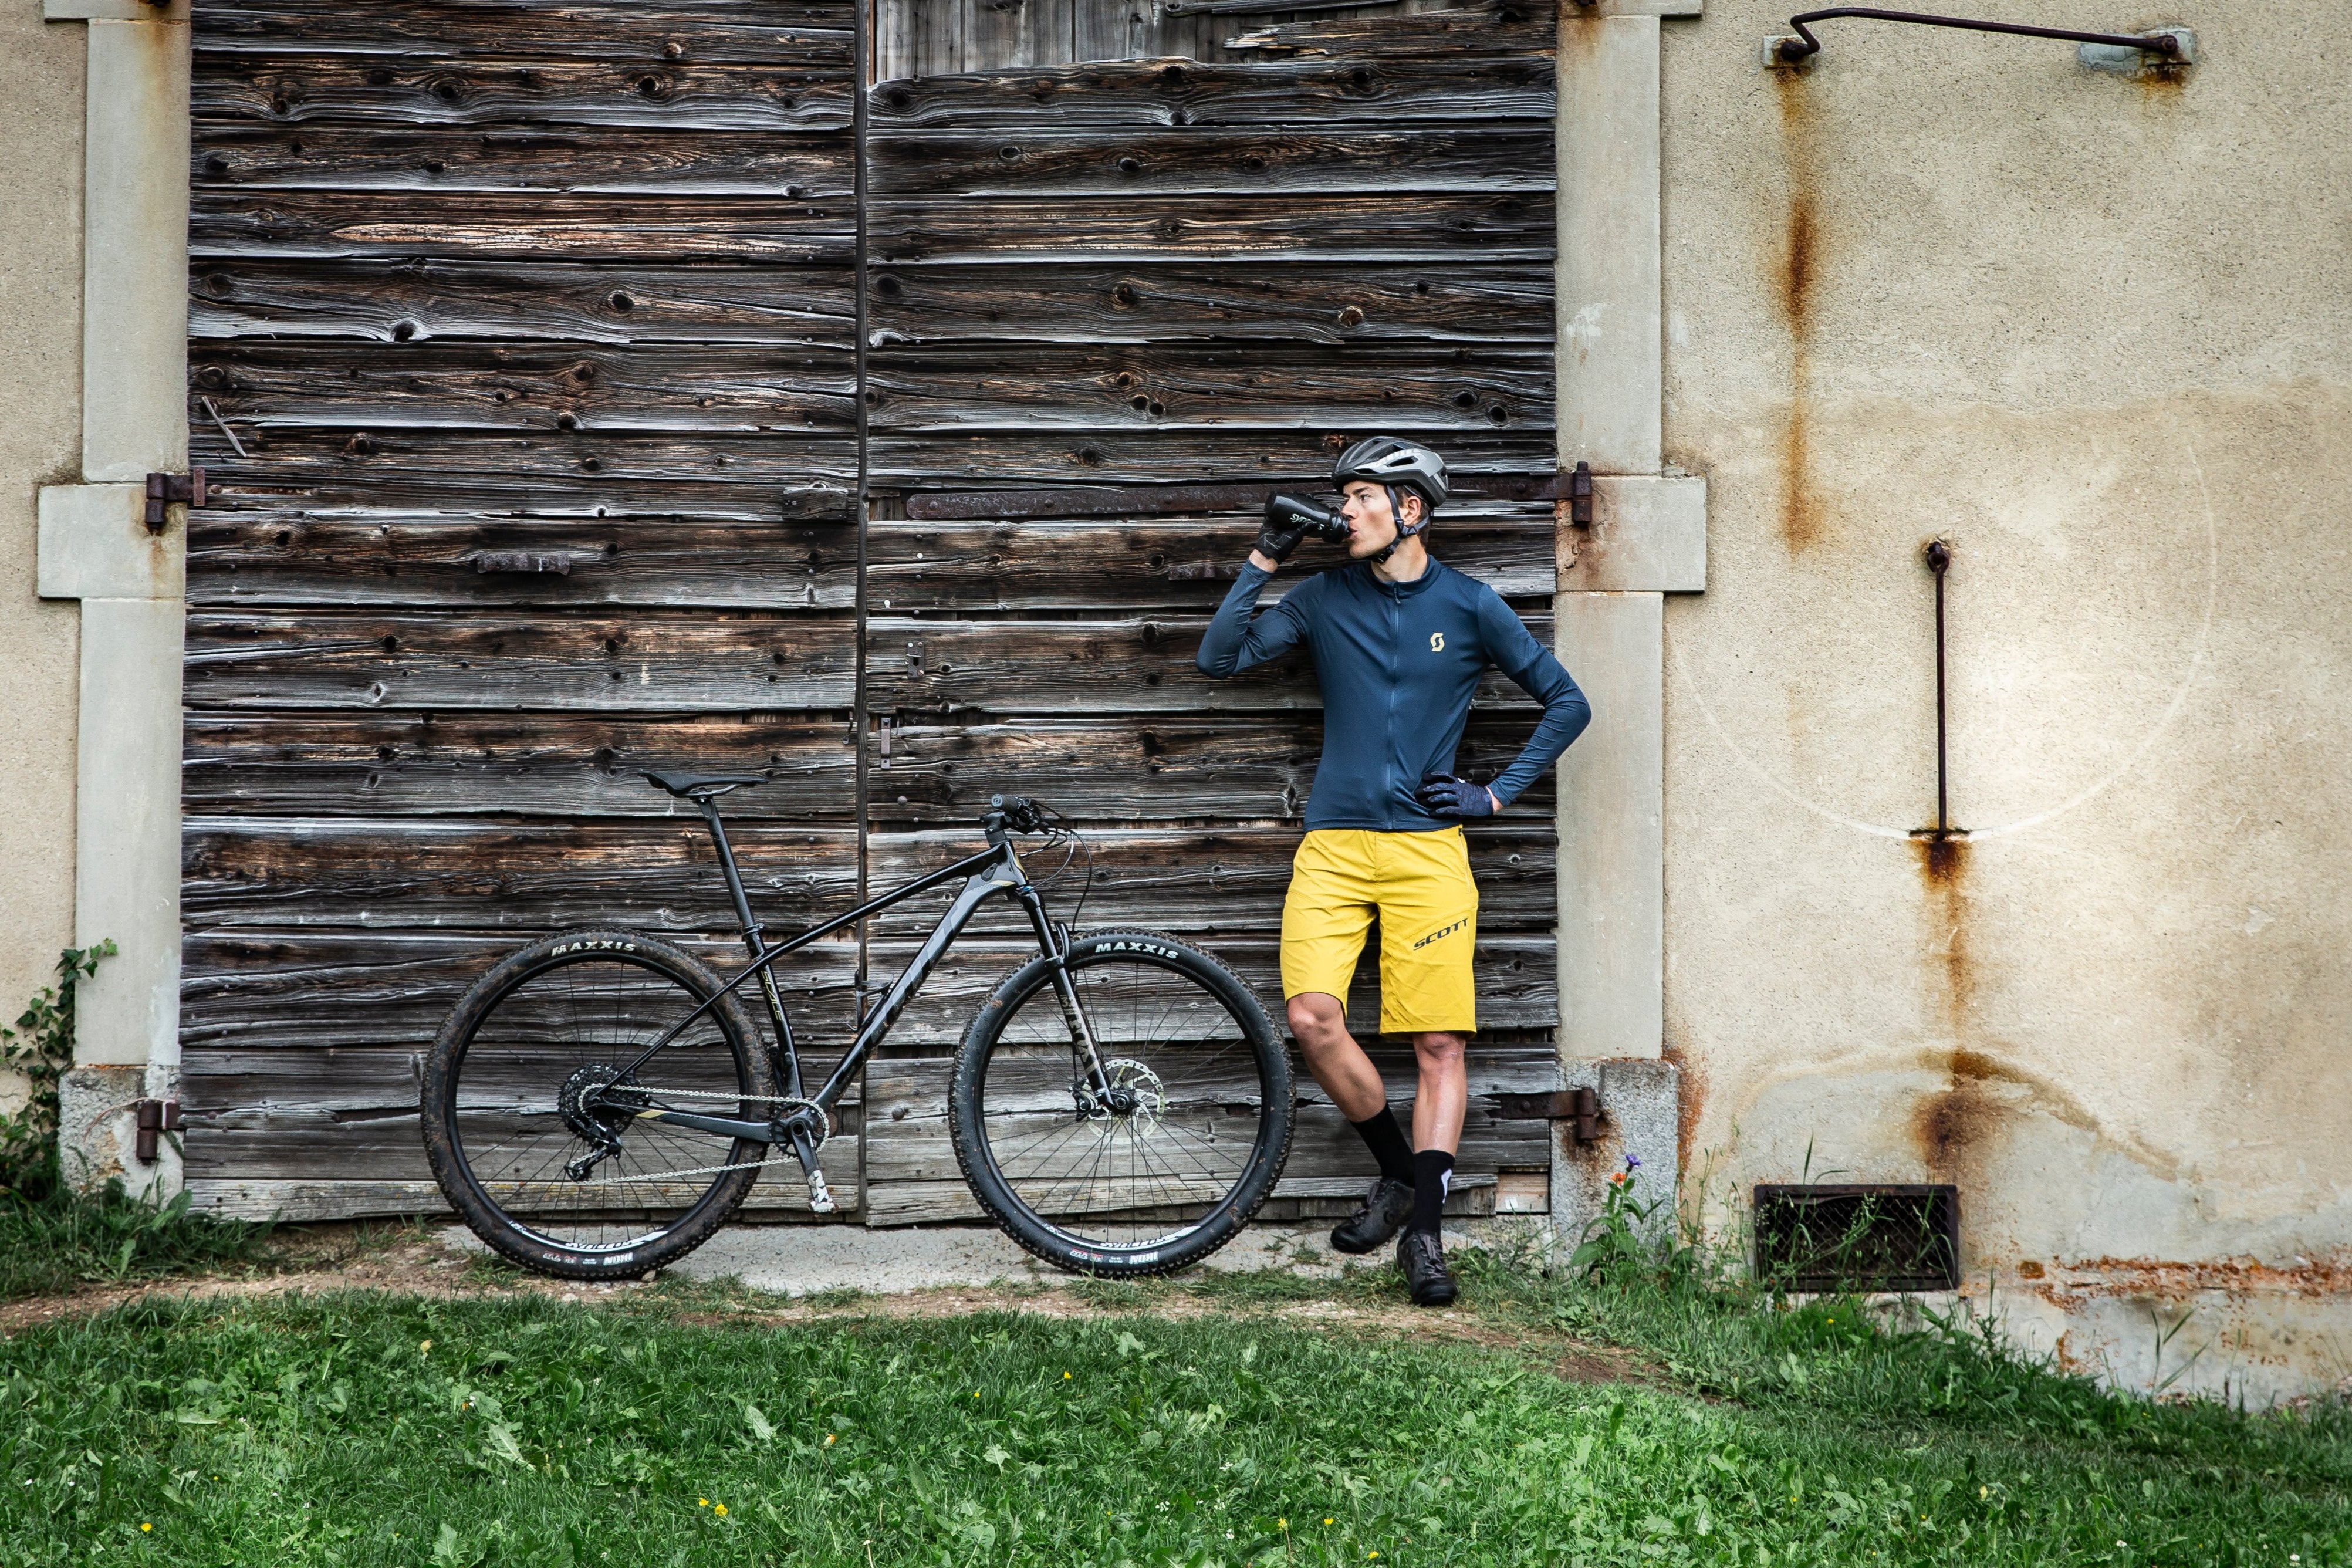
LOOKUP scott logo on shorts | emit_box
[1410,917,1471,950]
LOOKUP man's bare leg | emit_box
[1286,992,1386,1120]
[1410,1032,1468,1155]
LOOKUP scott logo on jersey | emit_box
[1430,633,1445,652]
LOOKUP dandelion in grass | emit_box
[699,1499,709,1508]
[139,1525,151,1534]
[714,1504,727,1518]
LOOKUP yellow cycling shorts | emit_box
[1279,827,1478,1035]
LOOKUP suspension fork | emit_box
[1013,882,1116,1101]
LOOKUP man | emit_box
[1195,437,1591,1306]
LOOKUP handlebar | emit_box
[986,793,1052,836]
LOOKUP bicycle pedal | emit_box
[805,1165,836,1215]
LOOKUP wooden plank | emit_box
[187,518,859,610]
[189,432,860,520]
[860,715,1553,826]
[864,127,1552,197]
[864,428,1556,487]
[192,259,857,344]
[197,2,856,63]
[861,614,1552,716]
[184,1176,850,1223]
[864,55,1553,130]
[863,343,1550,432]
[863,932,1557,1046]
[193,342,856,436]
[180,931,860,1055]
[192,56,854,133]
[864,826,1559,938]
[184,610,858,712]
[192,192,852,265]
[861,1045,1552,1225]
[866,191,1550,266]
[183,714,859,820]
[1223,2,1550,56]
[183,817,861,931]
[197,126,857,197]
[865,516,1552,609]
[864,262,1549,347]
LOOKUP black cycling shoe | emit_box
[1398,1229,1459,1307]
[1330,1177,1415,1255]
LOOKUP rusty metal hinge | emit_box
[1566,461,1594,528]
[134,1098,183,1162]
[144,469,205,533]
[1490,1085,1603,1144]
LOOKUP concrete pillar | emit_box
[1552,0,1704,1238]
[39,0,191,1197]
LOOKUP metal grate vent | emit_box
[1752,1184,1960,1293]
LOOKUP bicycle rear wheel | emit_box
[949,930,1292,1276]
[421,928,779,1279]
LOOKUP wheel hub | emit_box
[1086,1059,1165,1127]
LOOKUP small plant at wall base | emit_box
[0,941,271,1300]
[0,940,114,1194]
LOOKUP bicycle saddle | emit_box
[640,770,772,799]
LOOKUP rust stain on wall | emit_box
[1664,1039,1706,1181]
[1774,71,1823,550]
[1910,832,1972,1032]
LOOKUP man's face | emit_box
[1338,481,1422,559]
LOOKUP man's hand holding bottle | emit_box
[1249,494,1347,572]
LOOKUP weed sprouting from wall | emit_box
[0,941,114,1194]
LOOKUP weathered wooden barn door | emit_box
[853,5,1566,1224]
[180,0,1563,1228]
[181,0,866,1218]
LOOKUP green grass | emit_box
[3,1269,2348,1568]
[0,1177,272,1303]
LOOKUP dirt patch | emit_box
[0,1229,1661,1389]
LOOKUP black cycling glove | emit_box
[1417,772,1496,819]
[1255,494,1340,565]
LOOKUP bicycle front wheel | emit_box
[949,930,1292,1276]
[421,928,779,1279]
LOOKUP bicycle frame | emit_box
[612,802,1104,1154]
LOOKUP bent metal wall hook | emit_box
[1766,8,2191,70]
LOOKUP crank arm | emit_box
[790,1128,836,1214]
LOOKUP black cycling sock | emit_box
[1410,1149,1455,1235]
[1349,1106,1416,1187]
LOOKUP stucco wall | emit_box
[0,4,83,1116]
[1658,0,2351,1364]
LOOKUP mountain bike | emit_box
[420,773,1294,1281]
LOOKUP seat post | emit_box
[697,797,766,954]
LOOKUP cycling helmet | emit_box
[1332,436,1449,563]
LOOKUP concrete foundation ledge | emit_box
[56,1063,179,1200]
[1550,1057,1679,1247]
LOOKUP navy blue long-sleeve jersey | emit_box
[1195,557,1592,832]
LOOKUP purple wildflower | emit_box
[1624,1154,1643,1171]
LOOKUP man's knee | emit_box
[1412,1031,1468,1071]
[1287,992,1346,1045]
